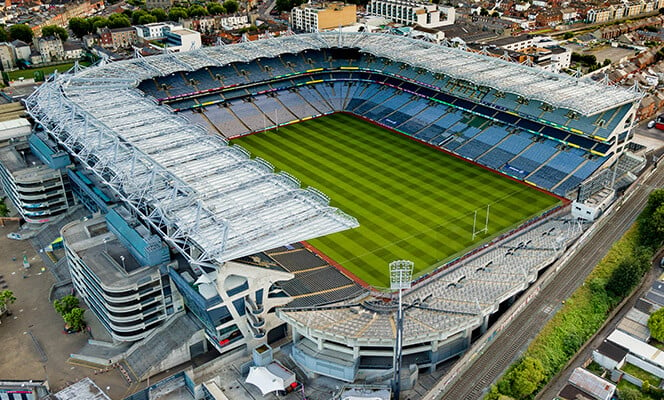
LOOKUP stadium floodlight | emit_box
[389,260,413,400]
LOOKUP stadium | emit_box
[23,32,643,391]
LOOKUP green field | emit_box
[232,114,560,287]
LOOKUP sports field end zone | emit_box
[231,113,561,287]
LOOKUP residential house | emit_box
[0,43,15,70]
[536,10,562,26]
[99,27,138,49]
[63,41,83,60]
[37,36,64,63]
[11,40,30,61]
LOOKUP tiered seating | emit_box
[278,90,320,119]
[236,98,276,129]
[398,103,445,134]
[314,83,341,110]
[205,104,249,136]
[279,54,305,72]
[423,110,463,145]
[347,85,382,113]
[528,148,587,190]
[443,125,482,151]
[477,130,532,169]
[373,92,411,126]
[259,57,293,77]
[299,87,334,114]
[137,79,162,98]
[502,141,558,179]
[158,73,192,96]
[259,95,297,125]
[237,61,273,82]
[455,126,509,160]
[387,99,429,127]
[184,69,218,91]
[554,156,607,195]
[207,66,246,86]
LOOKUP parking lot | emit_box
[0,221,130,399]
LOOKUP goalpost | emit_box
[472,204,490,240]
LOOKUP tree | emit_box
[605,257,644,298]
[479,7,490,16]
[639,189,664,248]
[619,387,641,400]
[150,8,168,22]
[108,13,131,28]
[41,25,68,41]
[0,290,16,315]
[89,17,110,32]
[207,2,226,15]
[168,7,189,22]
[63,307,85,332]
[9,24,33,44]
[649,308,664,342]
[132,10,150,25]
[0,198,8,217]
[223,0,239,13]
[69,17,92,38]
[497,357,545,399]
[138,15,158,25]
[563,32,574,39]
[54,294,79,316]
[188,5,208,17]
[0,26,8,43]
[603,58,611,67]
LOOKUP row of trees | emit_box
[570,52,612,72]
[68,1,238,38]
[0,23,67,45]
[0,24,34,44]
[53,294,86,332]
[489,188,664,399]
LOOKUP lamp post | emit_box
[389,260,413,400]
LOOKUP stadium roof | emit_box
[25,73,359,269]
[72,32,640,116]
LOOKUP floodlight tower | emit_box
[390,260,413,400]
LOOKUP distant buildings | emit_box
[145,0,174,10]
[482,35,572,73]
[290,2,357,33]
[164,28,202,51]
[367,0,455,29]
[99,26,139,50]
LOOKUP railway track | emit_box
[436,167,664,400]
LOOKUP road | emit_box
[432,165,664,400]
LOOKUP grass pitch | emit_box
[232,113,560,287]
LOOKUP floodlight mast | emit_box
[390,260,413,400]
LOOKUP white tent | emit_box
[246,366,287,395]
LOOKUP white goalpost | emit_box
[472,204,490,240]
